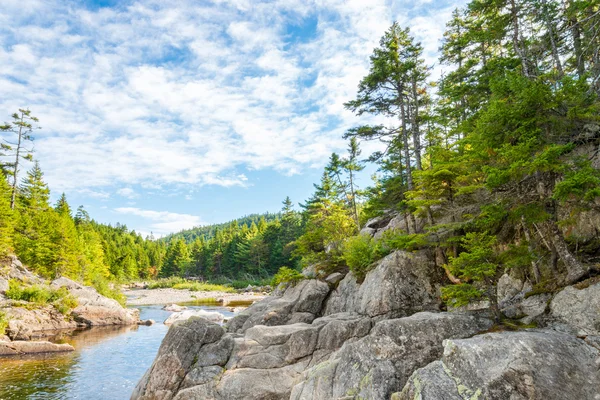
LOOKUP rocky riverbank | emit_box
[0,256,139,354]
[132,217,600,400]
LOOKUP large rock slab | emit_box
[291,312,493,400]
[51,277,139,326]
[5,306,79,340]
[324,251,443,319]
[399,330,600,400]
[0,340,74,355]
[164,309,224,325]
[549,280,600,336]
[228,279,330,333]
[132,317,227,400]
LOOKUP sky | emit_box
[0,0,464,237]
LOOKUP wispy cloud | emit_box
[0,0,464,196]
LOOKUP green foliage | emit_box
[382,231,428,251]
[6,280,78,314]
[554,159,600,204]
[271,267,303,287]
[0,311,8,336]
[92,278,126,307]
[342,234,388,281]
[147,277,187,289]
[441,283,483,307]
[171,281,235,293]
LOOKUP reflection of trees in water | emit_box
[0,352,77,399]
[0,324,139,399]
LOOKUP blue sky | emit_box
[0,0,464,237]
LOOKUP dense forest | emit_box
[2,0,599,311]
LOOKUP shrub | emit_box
[6,280,78,314]
[93,278,126,307]
[271,267,303,287]
[381,231,428,251]
[342,234,388,281]
[0,311,8,336]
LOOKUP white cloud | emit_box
[114,207,203,236]
[0,0,464,195]
[117,187,138,199]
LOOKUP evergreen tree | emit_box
[0,109,38,209]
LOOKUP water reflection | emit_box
[0,305,234,399]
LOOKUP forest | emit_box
[1,0,599,313]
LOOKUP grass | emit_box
[171,281,236,293]
[5,279,78,315]
[147,276,270,293]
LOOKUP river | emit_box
[0,305,234,399]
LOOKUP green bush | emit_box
[147,277,186,289]
[6,280,78,314]
[93,278,126,307]
[381,231,428,251]
[342,234,388,281]
[0,311,8,336]
[271,267,303,287]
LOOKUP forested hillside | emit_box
[1,0,599,304]
[292,0,600,319]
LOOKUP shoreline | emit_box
[123,287,266,307]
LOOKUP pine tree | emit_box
[0,109,38,209]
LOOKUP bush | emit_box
[271,267,303,287]
[0,311,8,336]
[147,277,186,289]
[93,278,126,307]
[381,231,428,251]
[342,234,388,281]
[6,280,78,314]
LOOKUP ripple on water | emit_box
[0,305,234,400]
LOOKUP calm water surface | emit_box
[0,305,234,399]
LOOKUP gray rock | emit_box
[292,312,493,400]
[497,273,531,308]
[228,279,330,333]
[400,330,600,400]
[164,309,224,325]
[550,281,600,335]
[324,273,344,285]
[216,360,310,400]
[132,317,227,400]
[393,361,462,400]
[163,304,187,312]
[52,277,139,326]
[0,340,74,355]
[324,251,443,319]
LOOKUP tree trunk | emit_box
[547,221,587,283]
[521,216,541,284]
[541,0,564,77]
[410,79,423,171]
[509,0,531,77]
[10,112,24,209]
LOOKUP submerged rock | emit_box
[163,304,187,312]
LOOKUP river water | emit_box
[0,305,234,399]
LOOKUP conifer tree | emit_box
[0,109,38,209]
